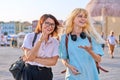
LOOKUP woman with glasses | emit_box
[21,14,59,80]
[59,8,105,80]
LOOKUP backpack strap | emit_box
[61,34,69,74]
[32,33,38,47]
[65,34,70,59]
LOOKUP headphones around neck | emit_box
[71,32,86,41]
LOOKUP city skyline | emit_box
[0,0,90,23]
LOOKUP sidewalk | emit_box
[0,46,120,80]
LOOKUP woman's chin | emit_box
[46,31,52,35]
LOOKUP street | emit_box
[0,46,120,80]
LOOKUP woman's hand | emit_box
[38,33,44,42]
[22,55,28,61]
[78,45,101,62]
[39,33,48,42]
[68,64,80,75]
[78,45,92,53]
[62,59,80,75]
[22,54,36,62]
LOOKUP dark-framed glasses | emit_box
[44,22,55,27]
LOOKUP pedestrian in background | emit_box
[21,14,59,80]
[59,8,105,80]
[107,31,118,58]
[101,32,106,50]
[11,38,16,47]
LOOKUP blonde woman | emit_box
[59,8,105,80]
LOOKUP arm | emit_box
[59,35,80,75]
[34,56,59,66]
[61,59,80,75]
[33,36,59,66]
[86,49,101,62]
[78,46,101,62]
[22,40,43,61]
[115,39,118,44]
[107,38,110,44]
[23,33,47,61]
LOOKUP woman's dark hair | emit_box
[35,14,59,36]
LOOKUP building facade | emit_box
[0,22,15,35]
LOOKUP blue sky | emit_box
[0,0,90,23]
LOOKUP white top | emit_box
[107,36,117,45]
[22,32,59,67]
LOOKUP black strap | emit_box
[87,36,91,43]
[32,33,38,47]
[65,34,69,58]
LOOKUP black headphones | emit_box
[71,32,86,41]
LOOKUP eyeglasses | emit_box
[44,22,55,27]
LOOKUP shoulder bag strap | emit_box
[32,33,38,47]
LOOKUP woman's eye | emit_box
[78,15,83,18]
[78,15,87,18]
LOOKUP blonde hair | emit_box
[65,8,105,44]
